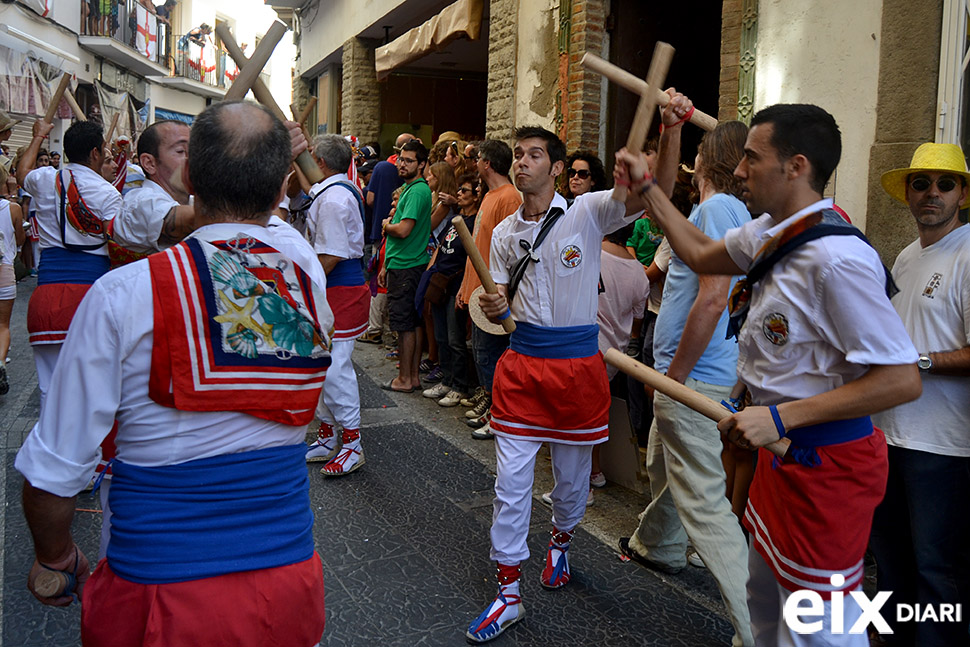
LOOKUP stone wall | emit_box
[564,0,606,153]
[341,37,381,141]
[719,0,742,121]
[485,0,519,139]
[866,0,943,263]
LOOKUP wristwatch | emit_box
[917,354,933,371]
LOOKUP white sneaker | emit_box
[540,489,594,507]
[590,471,606,488]
[422,383,450,399]
[687,546,706,569]
[438,390,464,407]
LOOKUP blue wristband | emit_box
[769,405,786,440]
[720,399,738,413]
[497,309,510,321]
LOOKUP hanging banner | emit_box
[135,5,159,62]
[21,0,52,17]
[0,45,69,118]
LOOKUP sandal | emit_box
[381,379,414,393]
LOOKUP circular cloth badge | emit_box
[560,244,582,268]
[762,312,789,346]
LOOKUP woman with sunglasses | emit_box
[421,173,480,406]
[564,151,608,206]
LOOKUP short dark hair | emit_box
[189,101,290,220]
[137,120,187,178]
[565,150,608,195]
[478,139,512,176]
[514,126,566,166]
[750,104,841,194]
[63,121,104,164]
[605,222,636,247]
[400,139,428,164]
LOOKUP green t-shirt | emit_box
[385,177,432,270]
[626,216,664,267]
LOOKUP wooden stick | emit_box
[294,97,317,128]
[581,52,718,132]
[223,20,287,102]
[103,111,121,147]
[451,216,515,334]
[615,42,674,202]
[34,570,70,598]
[289,104,314,150]
[64,89,87,122]
[216,22,324,185]
[44,73,73,124]
[603,348,789,458]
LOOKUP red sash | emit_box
[148,235,331,425]
[56,170,107,238]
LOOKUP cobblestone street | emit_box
[1,278,734,646]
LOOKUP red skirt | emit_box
[81,553,326,647]
[743,428,888,597]
[328,284,370,340]
[490,350,610,444]
[27,283,92,345]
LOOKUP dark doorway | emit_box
[606,1,723,169]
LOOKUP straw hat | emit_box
[467,285,507,335]
[881,143,970,209]
[0,110,20,134]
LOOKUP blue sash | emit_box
[37,247,110,285]
[327,257,366,287]
[510,321,599,359]
[107,444,314,584]
[784,416,874,468]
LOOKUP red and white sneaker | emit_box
[540,527,574,589]
[320,439,364,476]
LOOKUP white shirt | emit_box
[113,179,180,253]
[306,173,364,260]
[0,201,15,265]
[723,198,918,405]
[872,224,970,456]
[15,222,333,497]
[490,190,633,327]
[23,164,122,255]
[597,249,649,378]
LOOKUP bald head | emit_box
[395,132,415,148]
[189,101,290,220]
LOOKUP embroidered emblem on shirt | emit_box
[922,273,943,299]
[560,244,582,268]
[762,312,789,346]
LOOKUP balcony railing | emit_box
[173,38,239,89]
[80,0,172,66]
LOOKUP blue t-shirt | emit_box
[365,161,403,243]
[653,192,750,386]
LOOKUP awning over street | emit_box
[375,0,484,80]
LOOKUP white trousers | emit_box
[315,338,360,430]
[489,435,592,564]
[32,343,61,414]
[748,546,868,647]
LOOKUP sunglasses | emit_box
[457,186,474,194]
[464,154,478,161]
[567,168,591,179]
[909,176,960,193]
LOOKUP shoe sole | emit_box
[465,605,525,644]
[618,537,684,575]
[438,400,461,407]
[306,450,339,463]
[320,454,365,477]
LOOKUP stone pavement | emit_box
[1,278,735,646]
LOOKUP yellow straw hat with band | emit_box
[881,143,970,209]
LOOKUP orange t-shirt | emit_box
[458,182,522,304]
